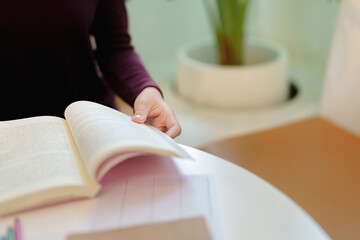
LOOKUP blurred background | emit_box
[124,0,340,147]
[124,3,360,240]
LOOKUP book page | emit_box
[0,117,94,204]
[64,101,182,179]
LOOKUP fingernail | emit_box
[134,114,142,119]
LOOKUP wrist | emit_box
[141,87,163,99]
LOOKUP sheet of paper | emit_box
[85,175,221,240]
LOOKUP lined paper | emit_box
[86,175,221,240]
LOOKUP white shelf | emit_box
[147,57,327,148]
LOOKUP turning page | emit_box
[64,101,183,180]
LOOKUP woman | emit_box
[0,0,181,138]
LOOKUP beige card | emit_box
[67,217,212,240]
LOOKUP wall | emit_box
[248,0,340,65]
[126,0,211,64]
[126,0,340,69]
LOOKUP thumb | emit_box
[132,100,151,124]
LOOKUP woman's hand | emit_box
[131,87,182,139]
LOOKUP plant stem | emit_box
[205,0,249,65]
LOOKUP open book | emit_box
[0,101,189,216]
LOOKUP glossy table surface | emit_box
[0,145,329,240]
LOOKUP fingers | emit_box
[166,123,182,139]
[131,99,151,124]
[131,87,182,138]
[133,106,182,138]
[163,111,182,138]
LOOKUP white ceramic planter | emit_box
[176,38,289,109]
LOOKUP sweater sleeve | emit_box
[91,0,161,107]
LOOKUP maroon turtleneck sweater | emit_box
[0,0,160,120]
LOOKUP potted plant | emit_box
[176,0,289,109]
[203,0,250,66]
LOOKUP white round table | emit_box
[0,145,329,240]
[177,145,329,240]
